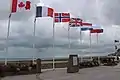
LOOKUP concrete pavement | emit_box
[2,66,120,80]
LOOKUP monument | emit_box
[67,55,79,73]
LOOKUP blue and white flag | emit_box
[81,27,93,31]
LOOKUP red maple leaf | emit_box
[18,2,25,8]
[25,1,31,10]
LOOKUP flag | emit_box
[82,22,92,26]
[36,6,54,17]
[81,22,92,31]
[90,25,103,33]
[90,29,103,33]
[11,0,31,13]
[69,18,82,27]
[54,13,70,22]
[115,40,119,43]
[81,27,93,31]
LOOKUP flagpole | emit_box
[96,33,100,64]
[89,32,92,54]
[68,25,71,49]
[97,33,98,44]
[52,17,55,70]
[79,18,82,44]
[90,32,92,61]
[79,27,82,44]
[32,18,36,64]
[5,13,11,65]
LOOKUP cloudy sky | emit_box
[0,0,120,59]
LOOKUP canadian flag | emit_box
[11,0,31,13]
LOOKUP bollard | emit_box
[36,59,41,79]
[36,59,41,73]
[67,55,79,73]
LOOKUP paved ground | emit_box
[2,66,120,80]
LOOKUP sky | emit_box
[0,0,120,59]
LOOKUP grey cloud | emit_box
[50,0,100,23]
[0,0,119,58]
[102,0,120,25]
[50,0,120,25]
[0,0,39,21]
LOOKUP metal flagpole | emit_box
[32,18,36,64]
[79,18,82,44]
[79,27,82,44]
[68,25,71,49]
[97,33,98,44]
[89,32,92,54]
[52,17,55,70]
[97,33,101,65]
[5,13,11,65]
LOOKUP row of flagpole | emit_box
[5,16,101,68]
[5,14,37,65]
[5,6,60,71]
[4,3,101,68]
[5,17,100,66]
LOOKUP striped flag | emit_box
[82,22,92,26]
[81,27,93,31]
[90,25,103,33]
[89,25,103,44]
[36,6,54,17]
[90,29,103,33]
[81,22,92,31]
